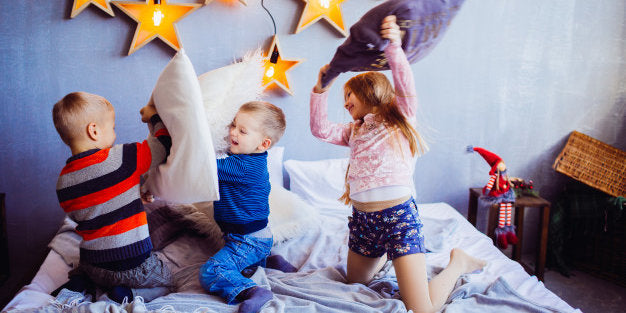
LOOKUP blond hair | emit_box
[339,71,428,204]
[52,92,113,146]
[238,101,286,147]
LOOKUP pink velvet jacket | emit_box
[310,42,418,195]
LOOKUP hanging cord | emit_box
[261,0,279,63]
[261,0,277,35]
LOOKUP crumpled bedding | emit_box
[3,203,580,313]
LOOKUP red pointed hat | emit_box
[473,147,502,174]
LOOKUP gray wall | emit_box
[0,0,624,299]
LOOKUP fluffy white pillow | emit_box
[198,50,264,155]
[284,158,350,211]
[145,50,219,204]
[268,183,318,244]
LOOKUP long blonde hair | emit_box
[339,72,428,204]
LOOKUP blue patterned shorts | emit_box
[348,198,426,260]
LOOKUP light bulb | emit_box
[265,65,275,78]
[152,7,164,26]
[319,0,330,9]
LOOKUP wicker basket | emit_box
[553,131,626,198]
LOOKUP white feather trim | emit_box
[198,49,265,154]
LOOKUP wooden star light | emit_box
[112,0,201,55]
[295,0,348,37]
[262,35,302,95]
[71,0,115,18]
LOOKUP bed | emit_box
[2,152,581,313]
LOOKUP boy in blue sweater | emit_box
[199,101,296,313]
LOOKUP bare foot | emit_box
[450,248,487,274]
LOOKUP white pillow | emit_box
[198,50,264,155]
[268,183,319,244]
[284,158,350,211]
[145,50,219,204]
[267,146,284,187]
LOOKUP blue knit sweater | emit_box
[214,152,270,234]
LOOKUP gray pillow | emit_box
[321,0,466,87]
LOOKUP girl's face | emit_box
[344,90,372,121]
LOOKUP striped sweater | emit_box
[56,115,171,268]
[214,152,270,234]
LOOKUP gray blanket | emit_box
[442,277,567,313]
[30,204,570,313]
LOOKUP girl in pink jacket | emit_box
[310,15,485,313]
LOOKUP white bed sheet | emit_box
[2,202,581,313]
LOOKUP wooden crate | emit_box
[553,131,626,198]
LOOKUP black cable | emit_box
[261,0,277,36]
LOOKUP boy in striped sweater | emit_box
[199,101,297,313]
[52,91,174,303]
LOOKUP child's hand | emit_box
[140,102,157,123]
[313,64,335,93]
[380,15,402,45]
[141,190,155,203]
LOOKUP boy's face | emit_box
[97,109,116,149]
[228,111,268,154]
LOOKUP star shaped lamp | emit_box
[112,0,201,55]
[295,0,348,37]
[262,36,302,96]
[71,0,115,18]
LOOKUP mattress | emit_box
[2,201,580,313]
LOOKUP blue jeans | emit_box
[199,233,273,304]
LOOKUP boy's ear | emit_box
[258,138,272,151]
[86,122,98,141]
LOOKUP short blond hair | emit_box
[238,101,286,147]
[52,92,113,145]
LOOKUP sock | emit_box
[504,203,518,245]
[237,287,273,313]
[505,202,512,226]
[241,267,257,278]
[498,203,506,228]
[108,286,133,303]
[51,274,94,296]
[265,255,298,273]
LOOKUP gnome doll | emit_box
[470,146,518,249]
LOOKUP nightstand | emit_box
[467,188,551,281]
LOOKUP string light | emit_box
[262,0,278,79]
[260,1,302,95]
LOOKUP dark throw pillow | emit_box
[321,0,466,87]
